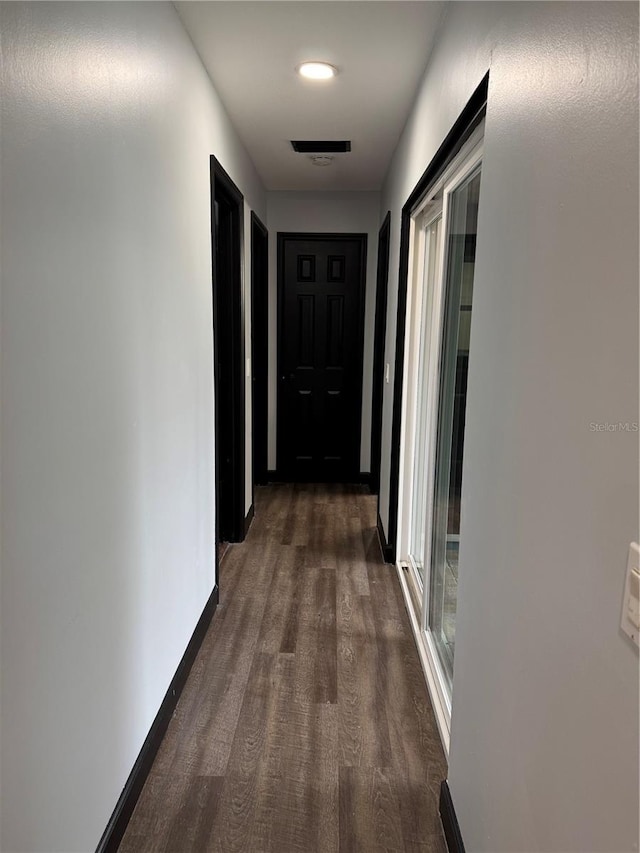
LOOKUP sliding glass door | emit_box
[398,128,483,737]
[408,213,442,585]
[428,167,481,690]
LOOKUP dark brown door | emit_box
[277,233,366,481]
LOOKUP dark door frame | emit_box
[386,72,489,563]
[251,212,269,491]
[370,211,391,497]
[211,156,245,545]
[276,231,368,481]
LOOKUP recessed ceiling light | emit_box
[297,62,338,81]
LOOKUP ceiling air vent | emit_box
[291,140,351,153]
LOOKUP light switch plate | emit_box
[621,542,640,648]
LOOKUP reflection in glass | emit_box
[428,168,481,690]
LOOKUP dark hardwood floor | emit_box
[119,483,448,853]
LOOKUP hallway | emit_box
[1,3,638,850]
[119,484,447,852]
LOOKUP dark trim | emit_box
[244,503,255,538]
[211,156,246,544]
[266,468,286,483]
[387,72,489,560]
[250,211,269,489]
[439,781,466,853]
[370,211,391,498]
[376,512,395,564]
[357,472,371,488]
[276,232,368,482]
[96,585,219,853]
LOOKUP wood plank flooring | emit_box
[119,483,447,853]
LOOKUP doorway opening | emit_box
[211,157,245,550]
[370,212,391,497]
[393,94,487,752]
[251,212,269,491]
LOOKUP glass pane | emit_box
[428,167,481,691]
[409,216,441,583]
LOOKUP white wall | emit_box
[266,191,380,474]
[381,2,639,851]
[0,3,265,850]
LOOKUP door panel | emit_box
[326,295,345,366]
[297,295,315,365]
[278,234,366,481]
